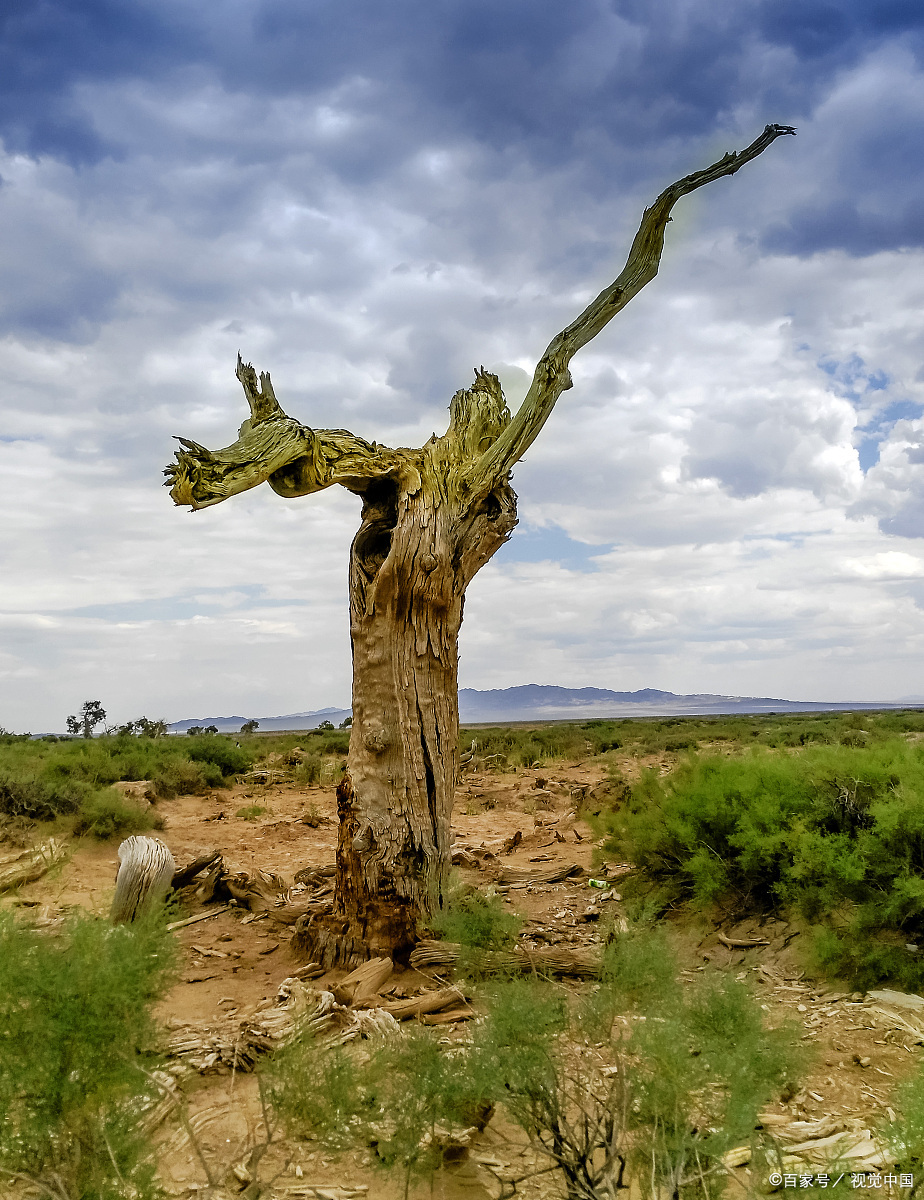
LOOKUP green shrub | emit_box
[186,735,252,775]
[72,788,158,840]
[882,1059,924,1175]
[0,909,176,1196]
[600,739,924,988]
[236,804,267,820]
[429,880,522,951]
[0,769,87,820]
[151,756,218,798]
[294,752,322,786]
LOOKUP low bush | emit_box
[599,739,924,988]
[266,927,797,1199]
[186,734,252,775]
[0,769,87,820]
[72,788,158,840]
[429,880,523,951]
[0,909,176,1197]
[294,752,322,786]
[236,804,267,820]
[151,756,219,798]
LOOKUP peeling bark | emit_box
[165,127,794,964]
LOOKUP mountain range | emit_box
[168,685,913,733]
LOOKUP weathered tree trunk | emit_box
[165,125,795,966]
[308,383,518,965]
[111,835,176,924]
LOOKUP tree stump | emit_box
[111,836,176,924]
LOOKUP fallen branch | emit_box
[373,986,466,1020]
[332,957,394,1005]
[409,939,600,978]
[0,840,67,893]
[717,933,769,949]
[495,863,585,886]
[166,904,232,932]
[171,848,223,889]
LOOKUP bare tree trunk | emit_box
[306,406,518,965]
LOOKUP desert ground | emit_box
[5,738,922,1199]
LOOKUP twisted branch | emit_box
[466,124,796,493]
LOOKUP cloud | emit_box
[2,4,924,727]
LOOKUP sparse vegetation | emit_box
[72,787,158,840]
[265,924,798,1199]
[429,877,523,951]
[236,803,267,820]
[0,908,176,1198]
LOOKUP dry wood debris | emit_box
[0,838,67,893]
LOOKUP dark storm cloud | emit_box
[0,0,202,163]
[3,0,920,175]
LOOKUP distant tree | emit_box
[66,700,106,740]
[203,725,219,735]
[135,717,168,738]
[339,717,352,729]
[316,720,335,732]
[240,719,259,735]
[166,126,795,965]
[186,726,203,737]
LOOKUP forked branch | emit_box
[165,358,406,509]
[467,124,796,493]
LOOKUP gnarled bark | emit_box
[165,126,794,965]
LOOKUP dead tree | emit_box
[165,125,795,966]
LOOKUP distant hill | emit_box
[457,684,907,721]
[168,707,351,734]
[168,685,913,734]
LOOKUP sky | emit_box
[2,0,924,732]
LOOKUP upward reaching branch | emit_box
[466,123,796,494]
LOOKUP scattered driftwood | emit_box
[717,932,770,949]
[166,904,233,932]
[409,939,600,978]
[332,956,394,1005]
[166,978,401,1074]
[495,863,585,886]
[374,985,466,1019]
[171,848,222,889]
[0,839,67,894]
[111,836,176,923]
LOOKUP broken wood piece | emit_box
[717,932,770,949]
[502,830,522,855]
[0,839,67,894]
[421,1006,475,1024]
[111,836,176,924]
[291,962,325,980]
[332,956,394,1005]
[496,863,584,886]
[409,939,600,978]
[374,985,466,1020]
[223,867,288,912]
[166,904,232,931]
[171,849,223,889]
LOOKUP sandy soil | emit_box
[6,759,923,1198]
